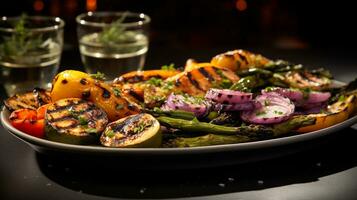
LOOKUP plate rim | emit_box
[2,106,357,155]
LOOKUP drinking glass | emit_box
[76,11,150,80]
[0,15,64,96]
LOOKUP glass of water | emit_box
[76,11,150,80]
[0,15,64,96]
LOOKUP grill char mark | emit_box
[128,89,144,102]
[186,72,203,91]
[198,67,215,82]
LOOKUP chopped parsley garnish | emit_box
[162,81,174,90]
[132,121,150,134]
[105,130,116,138]
[113,88,121,97]
[264,100,270,106]
[338,95,346,102]
[161,63,176,70]
[255,111,267,116]
[301,88,311,100]
[146,77,163,86]
[265,87,275,92]
[273,110,284,115]
[116,104,124,110]
[90,71,106,81]
[78,116,88,125]
[219,79,233,89]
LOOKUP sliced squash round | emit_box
[100,113,161,148]
[45,98,108,145]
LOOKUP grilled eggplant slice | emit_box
[4,88,51,111]
[45,98,108,145]
[100,113,161,148]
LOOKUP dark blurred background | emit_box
[1,0,357,69]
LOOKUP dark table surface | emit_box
[1,46,357,200]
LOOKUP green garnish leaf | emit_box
[264,100,270,106]
[146,77,163,86]
[338,95,346,102]
[0,14,45,58]
[132,121,151,134]
[78,116,88,125]
[105,130,116,138]
[162,81,174,90]
[161,63,176,70]
[97,12,139,47]
[90,71,106,81]
[273,110,284,115]
[113,88,121,97]
[116,104,124,110]
[255,111,267,116]
[219,79,233,89]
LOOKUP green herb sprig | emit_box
[0,14,44,58]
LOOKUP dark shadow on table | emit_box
[36,127,357,199]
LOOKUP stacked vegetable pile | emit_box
[4,49,357,148]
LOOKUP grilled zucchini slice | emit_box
[4,88,51,111]
[45,98,108,145]
[100,113,161,148]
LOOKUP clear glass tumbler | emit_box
[76,11,150,80]
[0,15,64,96]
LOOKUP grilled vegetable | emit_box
[164,134,251,148]
[100,113,161,148]
[229,75,266,92]
[163,93,210,117]
[45,98,108,145]
[262,87,331,106]
[157,116,274,137]
[205,88,253,104]
[144,66,240,107]
[9,104,49,138]
[211,49,271,72]
[184,61,213,72]
[161,115,315,147]
[241,93,295,124]
[113,69,180,84]
[297,94,357,133]
[4,88,51,111]
[282,71,331,91]
[50,70,141,121]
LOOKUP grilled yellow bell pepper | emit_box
[50,70,141,121]
[297,94,357,133]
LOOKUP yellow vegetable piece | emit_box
[50,70,141,121]
[297,95,357,133]
[211,49,270,71]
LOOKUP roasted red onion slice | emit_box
[262,87,331,105]
[205,88,253,104]
[214,102,255,111]
[241,93,295,124]
[163,93,210,117]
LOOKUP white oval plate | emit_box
[2,107,357,156]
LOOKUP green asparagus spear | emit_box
[164,134,251,148]
[272,115,316,137]
[147,107,196,120]
[157,116,273,138]
[161,115,316,147]
[158,115,315,137]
